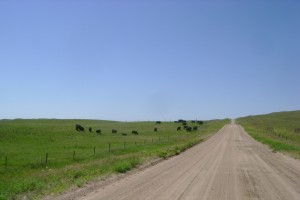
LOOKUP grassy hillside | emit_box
[0,118,229,199]
[237,110,300,158]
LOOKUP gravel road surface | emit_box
[59,122,300,200]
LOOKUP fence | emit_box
[1,134,195,170]
[265,127,289,141]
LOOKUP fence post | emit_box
[5,156,7,169]
[73,150,76,160]
[45,153,48,167]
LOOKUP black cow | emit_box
[197,121,204,125]
[193,126,198,131]
[89,127,93,133]
[112,129,117,134]
[154,128,158,132]
[122,133,127,136]
[132,130,139,135]
[75,124,84,132]
[96,129,101,134]
[186,126,192,132]
[177,126,181,131]
[178,120,187,124]
[156,121,161,125]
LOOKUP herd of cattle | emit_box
[75,120,203,135]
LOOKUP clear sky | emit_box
[0,0,299,121]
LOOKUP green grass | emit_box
[237,110,300,158]
[0,118,229,199]
[114,156,141,173]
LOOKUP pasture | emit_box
[0,118,229,199]
[237,110,300,158]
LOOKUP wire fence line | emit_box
[1,134,197,170]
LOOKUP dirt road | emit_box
[69,122,300,200]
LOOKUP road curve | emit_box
[79,123,300,200]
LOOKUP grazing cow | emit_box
[75,124,84,132]
[177,126,181,131]
[182,122,187,126]
[156,121,161,125]
[132,130,139,135]
[112,129,117,134]
[186,126,192,132]
[193,126,198,131]
[197,121,204,125]
[154,128,158,132]
[122,133,127,136]
[96,129,101,134]
[179,120,187,124]
[89,127,92,133]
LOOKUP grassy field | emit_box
[0,118,229,199]
[237,110,300,159]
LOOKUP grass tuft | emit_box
[114,157,141,173]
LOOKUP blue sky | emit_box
[0,0,299,121]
